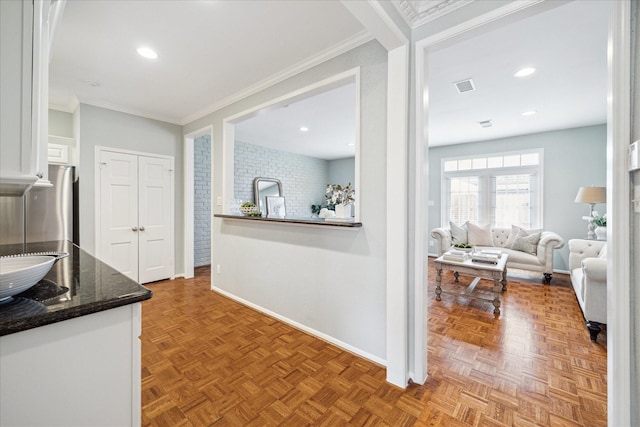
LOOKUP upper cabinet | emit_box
[0,0,52,196]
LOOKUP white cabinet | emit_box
[0,0,52,195]
[0,304,142,426]
[98,149,175,284]
[48,135,76,164]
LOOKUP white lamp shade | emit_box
[575,186,606,204]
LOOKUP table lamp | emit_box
[574,186,606,239]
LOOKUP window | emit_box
[442,150,543,228]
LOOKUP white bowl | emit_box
[0,256,56,301]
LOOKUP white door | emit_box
[99,150,173,284]
[99,151,139,281]
[138,156,172,283]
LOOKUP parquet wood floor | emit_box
[140,261,607,426]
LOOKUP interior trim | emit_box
[606,1,632,425]
[181,30,373,126]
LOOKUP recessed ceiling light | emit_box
[478,120,493,128]
[514,67,536,78]
[299,126,309,132]
[522,110,538,116]
[137,47,158,59]
[347,143,355,147]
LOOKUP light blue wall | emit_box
[428,124,606,271]
[194,135,211,267]
[78,104,184,273]
[48,110,73,138]
[328,157,355,187]
[234,141,328,218]
[183,40,388,361]
[233,142,356,217]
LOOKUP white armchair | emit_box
[568,239,607,341]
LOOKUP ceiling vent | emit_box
[454,78,475,94]
[478,120,493,128]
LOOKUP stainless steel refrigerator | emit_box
[0,165,78,245]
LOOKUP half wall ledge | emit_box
[214,214,362,228]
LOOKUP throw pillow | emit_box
[449,221,468,245]
[510,230,541,255]
[466,223,493,246]
[598,244,607,259]
[504,225,543,248]
[504,225,521,248]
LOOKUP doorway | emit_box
[412,1,631,424]
[95,147,175,284]
[183,126,213,279]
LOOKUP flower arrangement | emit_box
[592,213,607,227]
[310,183,355,215]
[325,183,355,206]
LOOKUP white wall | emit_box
[184,40,388,362]
[630,1,639,423]
[428,124,607,272]
[78,104,184,273]
[48,109,73,137]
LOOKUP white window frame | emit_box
[441,149,544,229]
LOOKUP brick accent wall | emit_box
[194,135,211,267]
[234,141,329,218]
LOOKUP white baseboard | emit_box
[211,285,387,367]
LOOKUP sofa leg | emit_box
[543,273,552,283]
[587,321,602,342]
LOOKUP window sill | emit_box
[214,214,362,228]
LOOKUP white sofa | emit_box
[431,226,565,283]
[568,239,607,341]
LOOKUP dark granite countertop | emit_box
[0,240,152,336]
[214,213,363,228]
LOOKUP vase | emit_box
[595,226,606,240]
[334,203,352,219]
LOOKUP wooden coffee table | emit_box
[434,253,509,315]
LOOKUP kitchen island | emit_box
[0,240,152,426]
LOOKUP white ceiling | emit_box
[49,0,367,124]
[427,0,609,146]
[49,0,610,154]
[235,82,356,160]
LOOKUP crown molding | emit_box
[48,30,374,127]
[180,29,373,126]
[392,0,473,29]
[76,100,182,125]
[49,96,79,114]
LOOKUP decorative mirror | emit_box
[253,177,283,215]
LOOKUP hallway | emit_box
[140,264,607,426]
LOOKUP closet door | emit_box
[138,156,172,283]
[99,151,139,281]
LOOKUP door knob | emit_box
[132,226,138,232]
[139,226,145,231]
